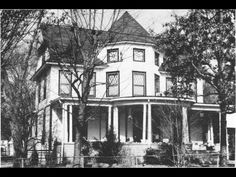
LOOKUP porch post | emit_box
[69,105,73,143]
[142,104,147,142]
[147,101,152,143]
[207,117,214,146]
[61,103,67,162]
[108,105,112,130]
[128,107,133,142]
[63,103,68,143]
[113,106,119,138]
[182,106,189,144]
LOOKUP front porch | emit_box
[58,99,228,159]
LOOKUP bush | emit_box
[95,127,123,166]
[45,139,59,167]
[144,143,175,166]
[29,147,39,166]
[144,148,161,164]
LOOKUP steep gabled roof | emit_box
[37,11,155,64]
[38,24,106,65]
[108,11,155,44]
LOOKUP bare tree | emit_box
[152,101,203,167]
[1,9,45,166]
[39,9,128,167]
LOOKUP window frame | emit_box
[107,48,119,63]
[132,71,146,96]
[106,71,120,97]
[133,48,145,62]
[59,70,72,97]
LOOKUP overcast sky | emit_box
[50,9,189,34]
[126,9,189,34]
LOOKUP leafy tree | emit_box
[156,9,235,166]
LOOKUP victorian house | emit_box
[31,11,236,162]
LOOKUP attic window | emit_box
[133,48,145,62]
[107,49,119,63]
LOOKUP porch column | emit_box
[62,103,68,143]
[69,105,73,142]
[61,103,67,162]
[147,102,152,143]
[108,105,112,130]
[182,107,189,144]
[113,106,119,138]
[142,104,147,142]
[207,117,214,146]
[128,107,133,142]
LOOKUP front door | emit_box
[132,106,143,142]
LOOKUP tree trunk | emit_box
[73,103,86,167]
[73,126,83,167]
[219,107,228,167]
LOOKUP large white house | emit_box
[31,11,236,162]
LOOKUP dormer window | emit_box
[133,48,145,62]
[107,49,119,63]
[155,52,159,66]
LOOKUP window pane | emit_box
[89,73,96,96]
[134,49,144,61]
[60,84,70,95]
[155,75,160,93]
[60,72,71,84]
[108,49,118,62]
[108,74,118,86]
[108,85,118,96]
[134,73,144,85]
[134,86,144,96]
[107,72,119,96]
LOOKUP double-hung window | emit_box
[106,72,119,97]
[133,48,145,62]
[107,49,119,63]
[133,71,146,96]
[89,73,96,97]
[59,71,72,97]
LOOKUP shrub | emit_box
[29,147,39,166]
[45,139,59,167]
[95,127,123,166]
[144,143,175,166]
[144,148,161,164]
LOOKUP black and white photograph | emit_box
[0,9,235,168]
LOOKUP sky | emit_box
[50,9,189,34]
[126,9,189,34]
